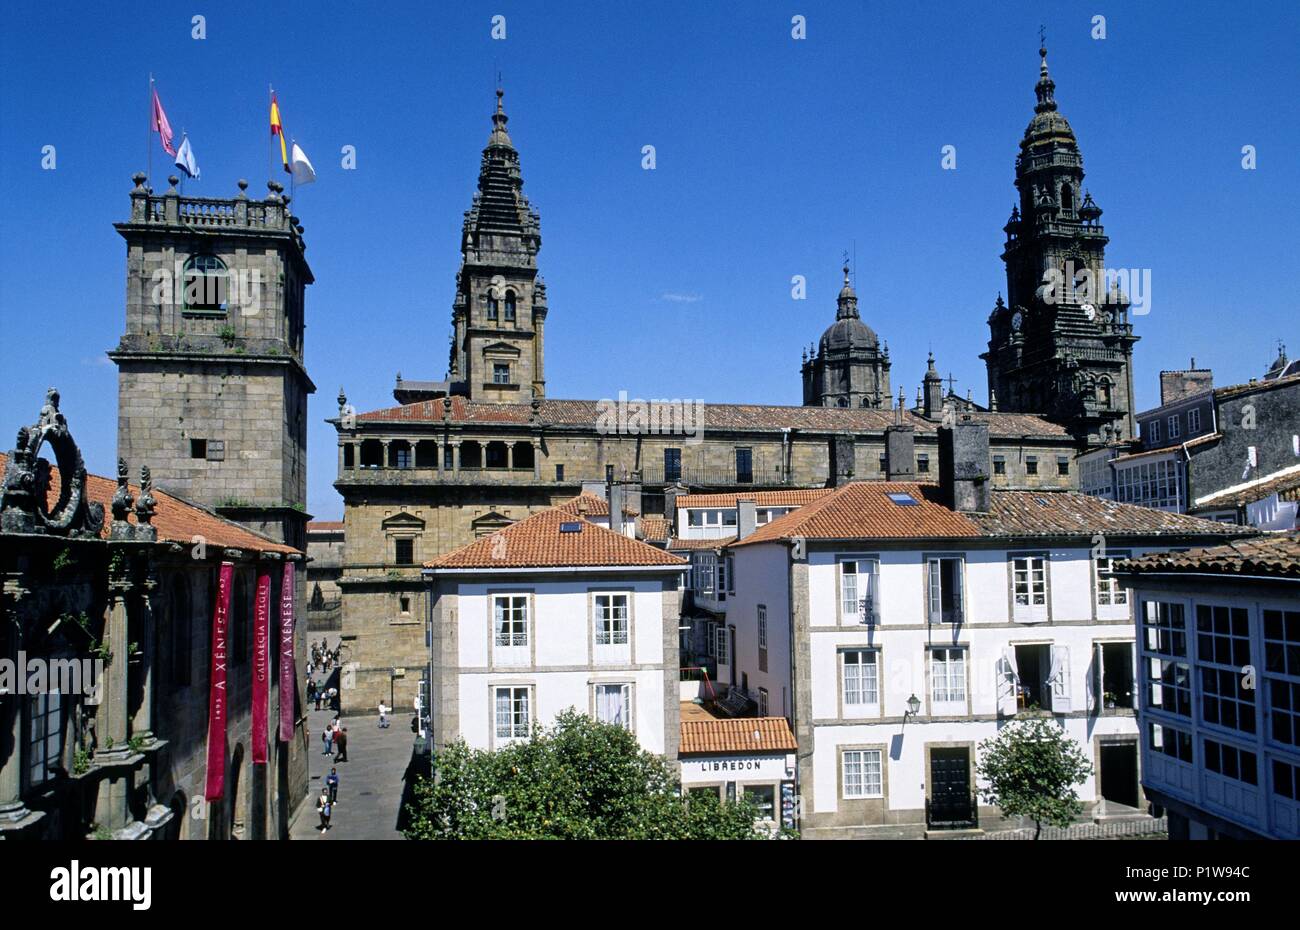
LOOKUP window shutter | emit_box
[863,563,878,624]
[927,560,941,623]
[1086,642,1101,714]
[998,648,1019,716]
[951,561,963,620]
[1049,646,1072,712]
[841,562,857,620]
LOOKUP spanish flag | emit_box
[270,94,290,174]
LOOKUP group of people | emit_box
[307,678,338,712]
[316,767,341,832]
[321,716,349,762]
[308,638,339,676]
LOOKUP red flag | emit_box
[151,86,176,157]
[252,569,272,764]
[278,561,297,743]
[204,562,234,801]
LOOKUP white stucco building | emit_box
[424,504,687,756]
[722,421,1247,837]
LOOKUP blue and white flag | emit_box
[174,134,200,179]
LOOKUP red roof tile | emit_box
[675,488,835,508]
[668,536,738,550]
[679,714,797,755]
[1117,533,1300,579]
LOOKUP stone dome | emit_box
[820,316,878,352]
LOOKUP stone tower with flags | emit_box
[109,172,315,551]
[981,45,1139,445]
[447,89,548,403]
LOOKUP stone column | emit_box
[0,570,35,829]
[506,443,514,470]
[94,558,135,832]
[337,442,345,474]
[451,442,461,477]
[381,440,392,469]
[130,562,159,743]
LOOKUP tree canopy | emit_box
[976,717,1093,839]
[404,710,764,840]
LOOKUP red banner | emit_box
[278,561,296,743]
[252,568,272,764]
[204,562,234,801]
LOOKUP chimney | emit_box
[885,424,916,481]
[737,499,758,540]
[831,436,856,487]
[608,482,626,535]
[1159,367,1214,405]
[938,417,991,513]
[923,352,943,418]
[663,483,686,535]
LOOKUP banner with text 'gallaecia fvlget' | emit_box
[252,568,272,764]
[279,561,296,743]
[204,562,234,801]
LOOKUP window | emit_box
[554,464,564,481]
[1057,456,1070,476]
[664,448,681,482]
[1143,601,1190,718]
[878,453,887,473]
[916,453,930,474]
[595,594,629,646]
[26,691,63,788]
[595,683,630,727]
[843,749,883,798]
[1264,609,1300,747]
[605,464,614,483]
[1095,551,1130,606]
[1148,420,1161,444]
[716,558,727,597]
[1114,458,1182,510]
[926,557,964,624]
[1026,456,1038,476]
[182,254,228,312]
[721,510,737,527]
[492,363,511,385]
[1188,408,1202,433]
[1196,605,1255,735]
[1204,738,1257,785]
[395,445,412,469]
[758,688,769,717]
[493,595,528,647]
[399,596,411,615]
[494,686,530,740]
[487,295,498,319]
[444,445,455,470]
[931,648,967,704]
[725,556,735,594]
[1167,415,1181,439]
[1275,759,1300,801]
[841,558,878,623]
[1148,722,1193,763]
[190,438,207,459]
[757,605,768,651]
[714,625,728,664]
[1095,641,1136,710]
[735,448,753,484]
[504,292,516,322]
[993,455,1006,475]
[843,650,879,709]
[694,557,714,596]
[1011,554,1048,621]
[743,783,776,820]
[394,538,414,565]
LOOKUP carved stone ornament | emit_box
[1,388,105,537]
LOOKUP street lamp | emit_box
[903,693,921,726]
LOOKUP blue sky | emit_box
[2,1,1297,519]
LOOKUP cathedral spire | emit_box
[489,87,514,148]
[836,261,859,320]
[1035,42,1057,112]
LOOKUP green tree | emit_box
[976,717,1093,839]
[404,710,763,839]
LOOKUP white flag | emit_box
[174,134,199,179]
[290,142,316,185]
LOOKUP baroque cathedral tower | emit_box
[981,46,1138,445]
[447,89,548,403]
[802,264,892,408]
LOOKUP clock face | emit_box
[1081,303,1097,321]
[1011,311,1023,332]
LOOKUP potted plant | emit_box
[1103,691,1117,710]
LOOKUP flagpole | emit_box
[290,136,296,200]
[268,84,275,186]
[147,74,154,189]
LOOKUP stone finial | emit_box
[111,457,134,521]
[167,175,180,191]
[237,178,249,194]
[136,465,157,527]
[132,172,148,191]
[337,387,347,413]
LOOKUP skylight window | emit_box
[559,521,583,533]
[887,492,919,506]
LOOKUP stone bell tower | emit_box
[109,173,315,548]
[448,89,548,403]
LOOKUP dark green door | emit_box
[929,748,974,827]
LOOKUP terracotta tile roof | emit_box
[1116,533,1300,579]
[0,453,298,555]
[1111,432,1221,463]
[554,492,638,517]
[354,397,1070,438]
[735,482,981,545]
[668,536,737,550]
[308,520,345,532]
[675,488,835,509]
[638,516,670,541]
[679,714,797,755]
[425,505,687,569]
[1191,466,1300,511]
[731,480,1249,547]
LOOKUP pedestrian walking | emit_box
[326,767,340,805]
[322,723,333,755]
[316,789,332,832]
[334,727,349,763]
[378,701,389,728]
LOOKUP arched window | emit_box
[1060,184,1073,211]
[183,255,228,313]
[1099,378,1113,408]
[487,295,499,320]
[504,291,517,322]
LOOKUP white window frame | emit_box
[594,682,631,729]
[1188,408,1201,433]
[931,647,967,707]
[757,604,768,650]
[26,691,63,789]
[493,685,531,741]
[842,749,883,799]
[715,625,729,664]
[1149,419,1161,444]
[926,556,964,624]
[1095,551,1131,609]
[493,594,529,647]
[842,649,880,711]
[1167,414,1181,439]
[594,593,629,646]
[840,557,879,625]
[758,687,769,717]
[1011,553,1048,622]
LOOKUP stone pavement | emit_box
[289,704,419,840]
